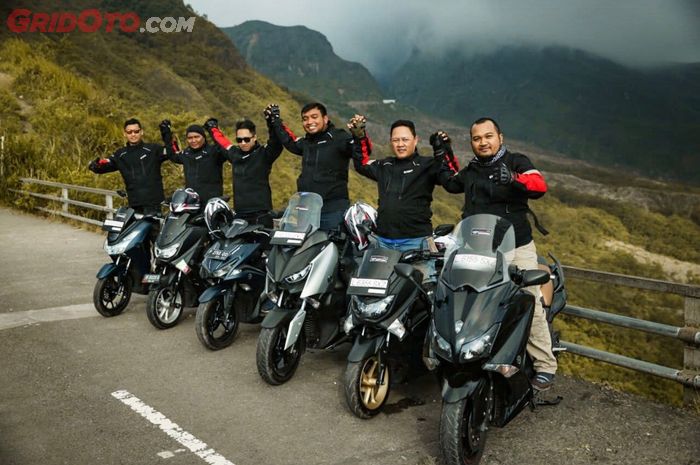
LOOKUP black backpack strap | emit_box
[528,207,549,236]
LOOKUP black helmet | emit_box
[170,188,201,213]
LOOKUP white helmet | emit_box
[344,201,377,250]
[204,197,234,237]
[170,188,201,213]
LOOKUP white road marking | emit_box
[0,303,98,330]
[111,390,235,465]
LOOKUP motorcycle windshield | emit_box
[279,192,322,234]
[157,213,189,246]
[441,214,516,292]
[347,248,402,296]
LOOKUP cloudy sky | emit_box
[188,0,700,77]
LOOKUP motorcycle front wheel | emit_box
[439,397,488,465]
[146,285,184,329]
[344,355,391,419]
[256,325,302,385]
[93,275,132,317]
[195,296,239,350]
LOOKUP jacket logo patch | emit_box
[140,154,147,160]
[403,169,414,174]
[196,155,202,160]
[317,140,327,145]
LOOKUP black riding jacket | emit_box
[272,121,357,213]
[167,142,226,204]
[354,148,457,239]
[209,126,283,214]
[442,150,547,247]
[89,142,167,208]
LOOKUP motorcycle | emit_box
[195,198,270,350]
[93,192,161,317]
[142,188,210,329]
[255,192,356,385]
[341,246,436,418]
[413,213,566,465]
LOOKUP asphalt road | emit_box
[1,207,698,465]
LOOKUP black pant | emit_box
[236,210,273,228]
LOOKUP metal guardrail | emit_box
[9,178,700,404]
[10,178,120,226]
[560,266,700,404]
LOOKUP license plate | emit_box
[142,274,160,284]
[102,219,124,232]
[206,248,233,260]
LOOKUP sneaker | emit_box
[531,372,555,391]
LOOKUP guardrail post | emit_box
[105,194,113,220]
[684,296,700,406]
[61,188,69,213]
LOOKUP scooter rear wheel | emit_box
[344,356,391,419]
[439,397,488,465]
[93,275,132,317]
[146,286,184,329]
[195,296,240,350]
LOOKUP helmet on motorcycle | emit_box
[204,197,234,237]
[344,201,377,250]
[170,188,201,213]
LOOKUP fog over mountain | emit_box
[190,0,699,80]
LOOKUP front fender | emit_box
[96,263,122,279]
[347,333,387,363]
[261,307,298,329]
[442,376,487,404]
[198,282,231,304]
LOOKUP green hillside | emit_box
[0,3,698,407]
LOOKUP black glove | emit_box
[159,120,172,143]
[88,157,103,172]
[263,104,280,123]
[203,118,218,132]
[348,115,366,139]
[430,131,451,158]
[492,163,515,185]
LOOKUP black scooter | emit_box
[341,246,435,418]
[415,214,566,465]
[93,192,160,317]
[143,189,209,329]
[195,215,270,350]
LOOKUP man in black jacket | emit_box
[159,122,226,204]
[89,118,167,216]
[267,102,371,231]
[352,118,459,253]
[204,115,283,228]
[440,116,557,390]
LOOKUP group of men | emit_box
[88,102,557,390]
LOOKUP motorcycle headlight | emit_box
[353,295,395,319]
[459,324,499,361]
[213,261,236,278]
[284,264,311,284]
[104,230,141,256]
[430,321,452,359]
[155,243,179,259]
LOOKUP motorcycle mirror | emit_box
[394,263,414,280]
[521,269,550,287]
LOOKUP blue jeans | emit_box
[375,235,425,252]
[320,210,345,232]
[375,235,436,282]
